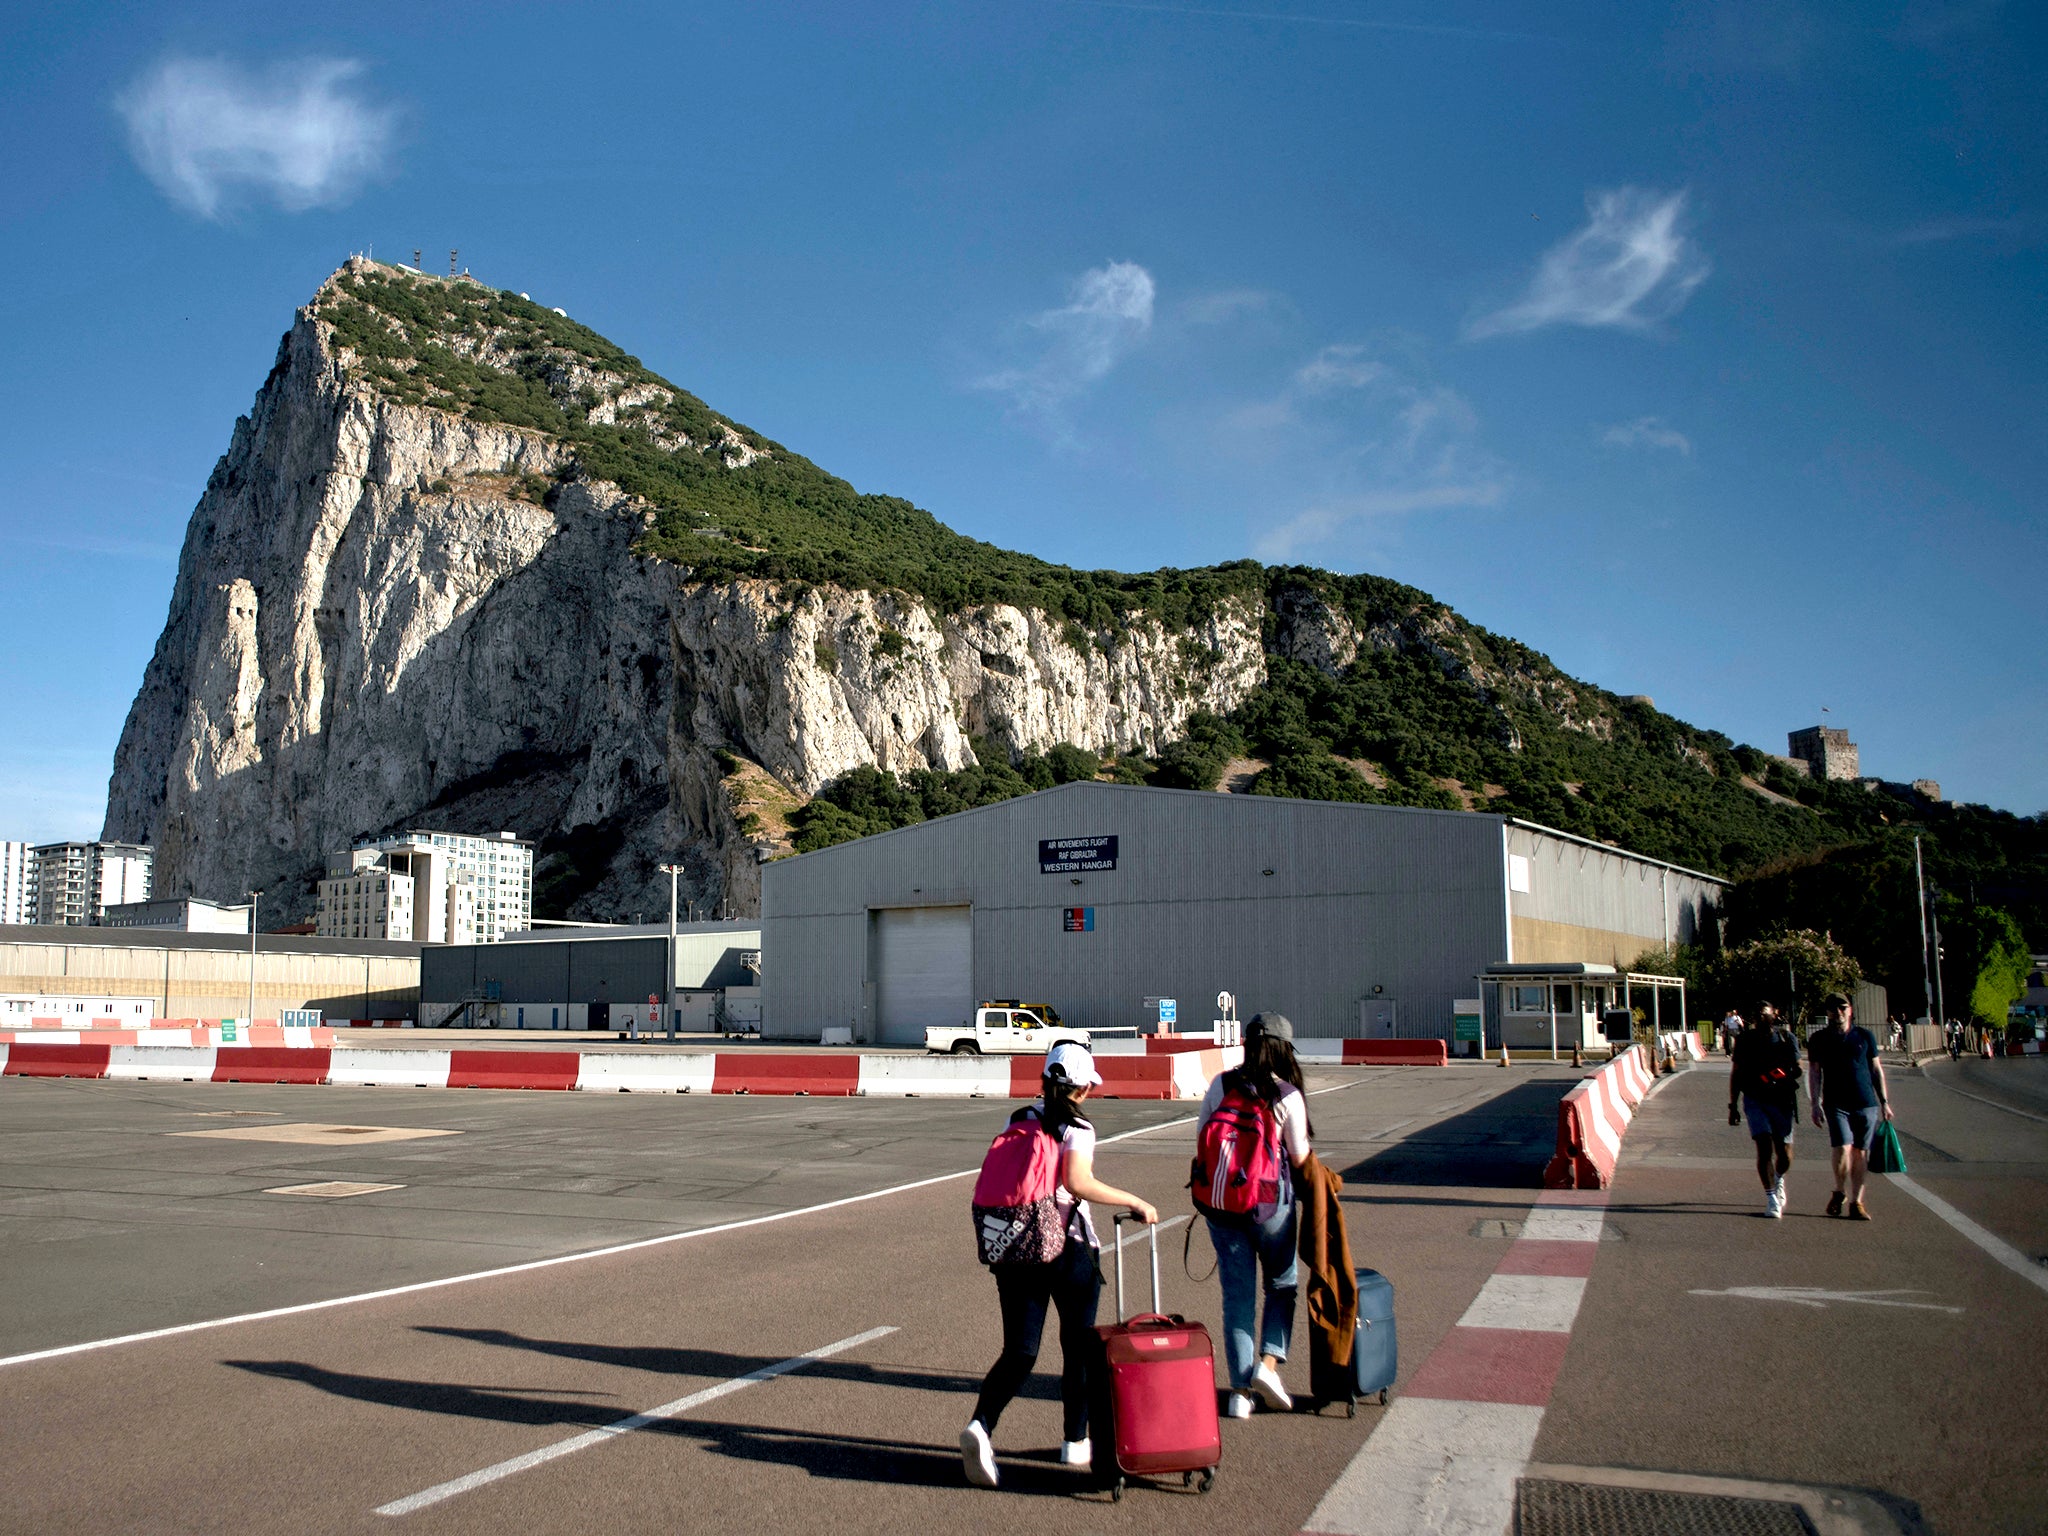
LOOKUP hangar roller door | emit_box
[873,906,972,1045]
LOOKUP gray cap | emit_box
[1247,1011,1294,1043]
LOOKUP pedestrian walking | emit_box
[1192,1012,1313,1419]
[1720,1008,1743,1055]
[961,1042,1157,1489]
[1728,1001,1802,1217]
[1806,993,1892,1221]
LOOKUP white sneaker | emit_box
[1223,1391,1253,1419]
[1059,1437,1091,1468]
[1765,1187,1783,1219]
[1250,1362,1294,1412]
[960,1419,998,1488]
[1774,1176,1787,1207]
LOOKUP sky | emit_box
[1,0,2043,844]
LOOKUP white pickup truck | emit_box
[925,1002,1088,1056]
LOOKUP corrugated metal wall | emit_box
[1504,823,1722,967]
[763,783,1509,1042]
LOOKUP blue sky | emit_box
[2,0,2042,843]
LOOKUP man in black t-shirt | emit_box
[1806,993,1892,1221]
[1729,1001,1802,1218]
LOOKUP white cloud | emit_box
[1239,344,1505,561]
[1183,288,1276,325]
[1467,187,1709,339]
[117,56,396,219]
[1601,416,1693,456]
[977,260,1155,431]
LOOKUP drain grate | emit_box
[1517,1478,1816,1536]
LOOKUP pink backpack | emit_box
[971,1109,1067,1266]
[1190,1075,1286,1226]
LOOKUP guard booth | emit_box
[1482,963,1687,1060]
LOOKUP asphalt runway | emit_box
[0,1064,1581,1534]
[4,1056,2040,1533]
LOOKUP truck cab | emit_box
[924,1000,1085,1055]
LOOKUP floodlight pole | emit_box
[1914,836,1935,1030]
[659,863,684,1042]
[247,890,262,1025]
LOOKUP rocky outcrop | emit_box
[103,265,1281,919]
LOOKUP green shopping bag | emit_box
[1869,1118,1908,1175]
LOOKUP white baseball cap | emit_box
[1044,1041,1103,1087]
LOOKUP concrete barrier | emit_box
[107,1045,218,1082]
[855,1055,1012,1097]
[1544,1044,1652,1190]
[329,1048,456,1087]
[3,1042,112,1078]
[448,1049,581,1091]
[712,1054,861,1096]
[1295,1039,1451,1067]
[576,1054,717,1093]
[214,1045,333,1084]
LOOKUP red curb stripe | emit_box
[447,1050,581,1091]
[3,1043,111,1078]
[1494,1239,1599,1278]
[1341,1039,1450,1066]
[710,1054,861,1096]
[1401,1326,1573,1407]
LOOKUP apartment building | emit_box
[316,830,528,945]
[29,841,152,926]
[0,842,32,926]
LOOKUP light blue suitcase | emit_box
[1313,1266,1398,1415]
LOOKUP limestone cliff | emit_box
[102,260,1284,919]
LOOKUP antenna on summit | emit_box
[449,249,459,277]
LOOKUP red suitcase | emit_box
[1096,1214,1221,1499]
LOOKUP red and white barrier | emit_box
[0,1038,1239,1099]
[1543,1043,1657,1190]
[1293,1038,1451,1067]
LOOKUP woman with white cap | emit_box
[961,1041,1158,1489]
[1196,1011,1314,1418]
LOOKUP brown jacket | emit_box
[1296,1152,1358,1368]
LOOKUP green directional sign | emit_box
[1454,1013,1482,1043]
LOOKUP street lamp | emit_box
[659,863,684,1042]
[247,889,262,1026]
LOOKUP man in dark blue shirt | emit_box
[1806,993,1892,1220]
[1729,1001,1802,1218]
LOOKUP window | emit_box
[1510,985,1546,1013]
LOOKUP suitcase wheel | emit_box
[1345,1400,1356,1419]
[1379,1388,1390,1406]
[1197,1467,1216,1494]
[1111,1477,1124,1503]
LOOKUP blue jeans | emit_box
[1207,1206,1299,1390]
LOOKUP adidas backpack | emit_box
[970,1108,1067,1266]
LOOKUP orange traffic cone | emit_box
[1499,1041,1511,1068]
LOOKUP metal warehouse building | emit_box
[760,782,1722,1047]
[420,921,761,1031]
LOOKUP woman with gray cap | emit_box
[961,1041,1158,1489]
[1194,1012,1314,1417]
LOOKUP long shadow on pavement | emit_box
[222,1359,1103,1499]
[1337,1078,1577,1190]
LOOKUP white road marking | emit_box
[374,1325,897,1517]
[1304,1396,1544,1536]
[1687,1285,1963,1314]
[1455,1272,1587,1333]
[1519,1206,1604,1244]
[0,1109,1198,1371]
[1890,1172,2048,1297]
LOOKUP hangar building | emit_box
[420,921,761,1031]
[760,782,1722,1047]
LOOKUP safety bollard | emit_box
[1571,1042,1583,1069]
[1499,1042,1511,1069]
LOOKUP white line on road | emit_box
[374,1325,898,1517]
[0,1109,1200,1371]
[1686,1285,1963,1314]
[1917,1072,2048,1124]
[1889,1173,2048,1298]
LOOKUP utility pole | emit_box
[659,863,684,1041]
[1914,836,1935,1030]
[1930,882,1948,1030]
[247,890,262,1025]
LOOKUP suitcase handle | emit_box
[1112,1212,1162,1323]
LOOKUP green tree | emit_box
[1940,904,2032,1025]
[1710,930,1860,1025]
